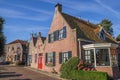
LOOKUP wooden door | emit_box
[38,54,42,69]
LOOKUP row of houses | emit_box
[5,3,120,78]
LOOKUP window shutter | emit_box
[56,30,59,40]
[54,32,56,41]
[48,34,51,43]
[45,53,48,64]
[63,26,66,38]
[53,52,56,66]
[68,51,72,59]
[59,52,62,64]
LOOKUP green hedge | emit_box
[70,70,107,80]
[60,57,80,79]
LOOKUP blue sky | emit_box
[0,0,120,43]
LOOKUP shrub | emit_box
[60,57,80,79]
[70,70,108,80]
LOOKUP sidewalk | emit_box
[24,66,62,80]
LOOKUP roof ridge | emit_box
[62,13,97,29]
[8,39,27,45]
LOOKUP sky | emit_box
[0,0,120,43]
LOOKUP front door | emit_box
[38,54,42,69]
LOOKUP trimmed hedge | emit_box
[60,57,80,79]
[70,70,107,80]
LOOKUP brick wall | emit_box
[43,7,78,72]
[5,43,23,62]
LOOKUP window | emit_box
[100,29,105,40]
[59,27,66,39]
[29,55,32,63]
[12,47,14,52]
[35,54,37,63]
[84,50,94,66]
[46,52,55,66]
[17,54,20,60]
[59,29,63,39]
[96,49,110,66]
[59,51,72,64]
[14,55,17,61]
[100,32,105,40]
[8,47,10,52]
[17,47,21,54]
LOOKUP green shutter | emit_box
[63,26,66,38]
[48,34,51,43]
[59,52,62,64]
[45,53,48,64]
[54,32,56,41]
[53,52,56,66]
[68,51,72,59]
[56,30,59,40]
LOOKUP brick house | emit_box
[28,32,46,69]
[5,40,28,64]
[41,3,120,78]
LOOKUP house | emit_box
[28,32,46,69]
[5,40,28,64]
[42,3,119,78]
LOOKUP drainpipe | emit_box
[78,39,81,59]
[108,48,112,66]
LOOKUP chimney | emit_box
[30,33,33,38]
[38,32,41,37]
[55,3,62,13]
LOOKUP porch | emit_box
[82,43,120,78]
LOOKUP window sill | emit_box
[46,63,54,67]
[48,38,65,43]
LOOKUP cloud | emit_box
[0,1,52,21]
[0,7,50,21]
[38,0,57,4]
[0,8,25,16]
[95,0,120,19]
[4,25,49,32]
[4,3,52,16]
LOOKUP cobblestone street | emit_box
[0,65,60,80]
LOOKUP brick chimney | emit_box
[38,32,41,37]
[55,3,62,13]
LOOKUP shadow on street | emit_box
[0,71,22,78]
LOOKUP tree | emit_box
[0,17,5,56]
[116,34,120,41]
[99,19,113,36]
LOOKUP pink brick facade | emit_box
[5,40,28,63]
[43,5,78,72]
[28,32,45,69]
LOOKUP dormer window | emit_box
[95,27,106,41]
[100,28,105,40]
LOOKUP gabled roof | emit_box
[31,34,46,46]
[61,13,117,43]
[8,39,28,45]
[41,37,46,43]
[32,37,37,46]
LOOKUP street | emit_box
[0,65,60,80]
